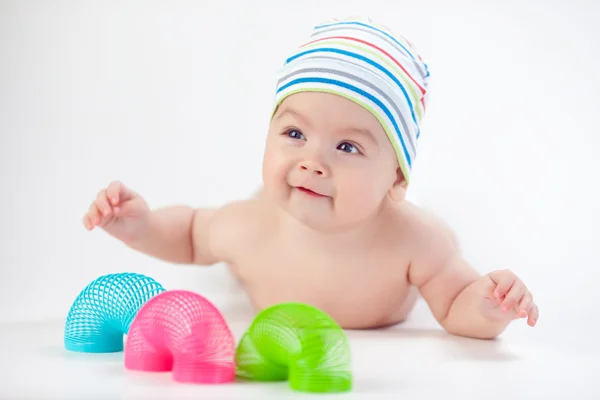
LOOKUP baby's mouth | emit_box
[296,186,328,198]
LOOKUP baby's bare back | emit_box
[211,198,420,329]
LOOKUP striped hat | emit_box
[272,16,430,184]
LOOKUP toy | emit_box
[64,272,165,353]
[235,302,352,393]
[124,290,236,384]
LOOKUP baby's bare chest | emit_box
[230,241,414,328]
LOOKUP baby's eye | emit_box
[337,142,359,154]
[286,129,305,140]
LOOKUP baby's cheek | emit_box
[339,174,380,210]
[262,150,287,185]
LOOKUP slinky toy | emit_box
[64,272,165,353]
[124,290,236,384]
[235,302,352,393]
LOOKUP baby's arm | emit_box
[408,215,538,339]
[130,201,253,266]
[85,180,248,266]
[127,206,220,265]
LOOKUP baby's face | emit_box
[262,92,404,231]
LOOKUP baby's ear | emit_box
[388,167,408,202]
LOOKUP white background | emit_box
[1,0,599,349]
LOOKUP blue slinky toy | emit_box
[64,272,165,353]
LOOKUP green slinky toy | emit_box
[235,302,352,393]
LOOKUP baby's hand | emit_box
[478,269,539,327]
[83,180,150,244]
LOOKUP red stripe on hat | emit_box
[300,36,426,96]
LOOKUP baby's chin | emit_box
[284,202,381,234]
[263,183,381,231]
[281,198,335,230]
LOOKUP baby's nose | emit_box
[299,159,328,177]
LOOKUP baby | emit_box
[83,17,538,339]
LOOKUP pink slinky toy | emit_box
[124,290,235,384]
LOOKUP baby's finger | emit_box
[113,195,146,218]
[106,181,122,205]
[106,180,132,206]
[489,270,516,300]
[517,292,533,318]
[95,189,112,217]
[500,280,525,313]
[87,202,102,227]
[83,214,93,230]
[527,303,539,327]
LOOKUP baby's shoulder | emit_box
[390,201,462,287]
[211,198,270,238]
[387,200,458,255]
[208,197,274,261]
